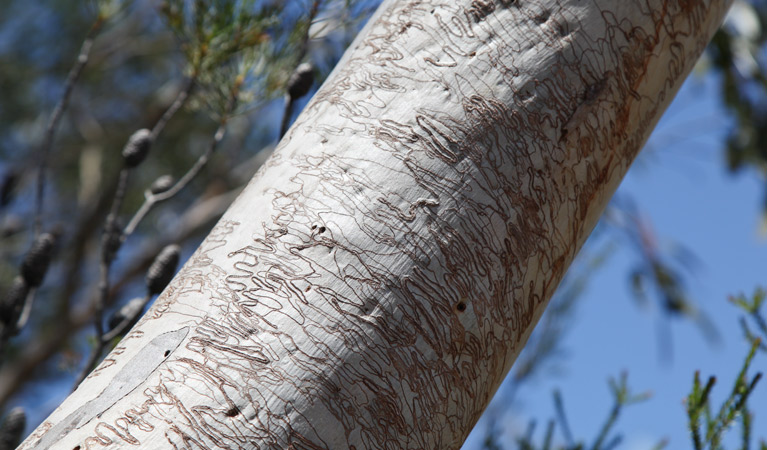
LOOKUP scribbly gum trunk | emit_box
[24,0,731,449]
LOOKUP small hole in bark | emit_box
[225,407,240,417]
[535,10,550,24]
[318,226,326,234]
[73,446,81,450]
[164,350,171,357]
[469,51,476,57]
[311,225,317,230]
[305,285,311,292]
[456,301,467,312]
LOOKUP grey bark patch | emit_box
[32,327,189,449]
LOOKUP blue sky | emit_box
[463,69,767,448]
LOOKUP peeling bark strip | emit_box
[24,1,731,449]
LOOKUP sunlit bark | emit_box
[22,0,731,448]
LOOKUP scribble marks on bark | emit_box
[27,1,729,450]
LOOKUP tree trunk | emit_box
[22,0,731,448]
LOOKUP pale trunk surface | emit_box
[22,0,731,449]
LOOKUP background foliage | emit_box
[0,0,764,448]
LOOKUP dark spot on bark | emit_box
[318,226,326,234]
[311,225,317,230]
[225,407,240,417]
[518,87,533,101]
[73,446,81,450]
[535,9,550,24]
[583,78,607,102]
[164,350,171,357]
[305,285,311,292]
[456,301,467,312]
[469,51,476,57]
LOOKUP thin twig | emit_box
[123,86,239,238]
[13,288,36,333]
[279,94,296,139]
[101,293,151,343]
[591,403,621,450]
[123,124,227,236]
[98,169,130,327]
[35,17,104,237]
[279,0,321,139]
[72,338,104,390]
[151,75,196,140]
[296,0,321,64]
[75,169,129,388]
[56,186,116,315]
[72,292,150,390]
[553,390,575,447]
[542,419,555,450]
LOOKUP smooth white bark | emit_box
[23,0,732,448]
